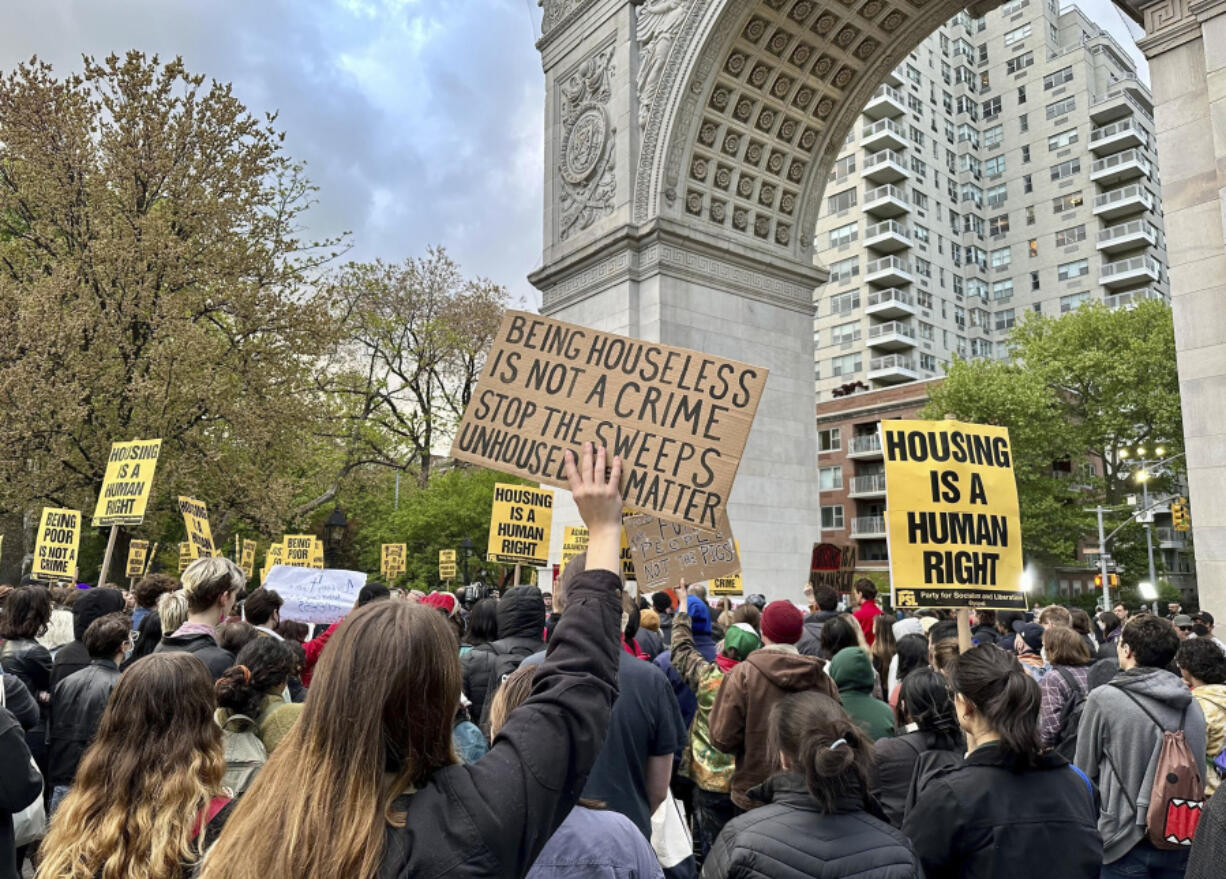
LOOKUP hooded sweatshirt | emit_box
[461,584,545,724]
[1192,682,1226,797]
[1074,666,1208,863]
[829,647,896,741]
[709,645,840,810]
[51,588,127,688]
[796,610,838,658]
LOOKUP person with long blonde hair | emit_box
[200,443,626,879]
[36,652,232,879]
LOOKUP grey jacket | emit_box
[1074,666,1207,864]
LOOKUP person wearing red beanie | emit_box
[760,601,804,645]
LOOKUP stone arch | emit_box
[634,0,987,270]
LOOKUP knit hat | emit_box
[722,621,762,661]
[761,600,804,645]
[639,608,661,632]
[686,596,712,635]
[420,591,459,617]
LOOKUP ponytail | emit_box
[769,691,874,813]
[216,637,295,719]
[951,644,1041,763]
[899,667,964,752]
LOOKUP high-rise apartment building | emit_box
[812,0,1167,401]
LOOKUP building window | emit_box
[830,353,863,377]
[960,183,983,207]
[989,214,1010,236]
[1046,96,1076,119]
[1017,85,1026,104]
[912,189,930,210]
[1000,0,1029,14]
[819,466,843,491]
[915,257,932,277]
[956,123,980,148]
[818,428,841,452]
[1029,238,1038,257]
[1052,191,1084,212]
[1048,128,1079,150]
[829,290,860,315]
[1019,113,1029,133]
[982,96,1001,118]
[829,257,859,284]
[1057,258,1090,281]
[990,246,1012,269]
[1004,23,1032,45]
[992,278,1014,300]
[995,308,1016,331]
[1050,158,1081,181]
[986,183,1008,208]
[1044,66,1074,89]
[828,187,857,213]
[829,154,856,180]
[985,155,1006,177]
[1055,224,1086,246]
[983,124,1004,149]
[920,353,938,372]
[1060,291,1091,312]
[821,505,845,530]
[1006,51,1034,74]
[1031,270,1041,291]
[830,320,861,346]
[1021,145,1030,163]
[913,224,930,244]
[1023,174,1033,194]
[829,221,859,248]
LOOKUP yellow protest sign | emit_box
[177,497,216,559]
[309,538,325,569]
[126,540,150,579]
[882,419,1025,610]
[487,483,554,566]
[179,542,192,573]
[382,544,406,579]
[92,439,162,526]
[438,548,456,581]
[560,526,588,575]
[711,541,744,595]
[264,542,283,570]
[32,508,80,582]
[239,538,258,579]
[284,535,314,567]
[624,510,739,593]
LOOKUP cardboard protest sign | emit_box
[179,542,192,573]
[438,549,456,581]
[32,508,80,581]
[177,497,216,559]
[284,535,314,567]
[92,439,162,526]
[263,565,368,625]
[382,544,406,580]
[810,543,858,593]
[624,510,739,593]
[450,311,768,530]
[882,419,1026,610]
[487,483,554,567]
[126,540,150,579]
[239,538,258,579]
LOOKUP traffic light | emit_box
[1093,574,1120,588]
[1171,498,1190,532]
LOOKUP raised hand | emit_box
[564,442,623,576]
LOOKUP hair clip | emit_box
[238,665,251,684]
[829,738,848,751]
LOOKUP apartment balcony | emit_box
[865,254,914,286]
[1089,118,1147,155]
[862,118,907,152]
[847,433,884,460]
[1097,219,1157,254]
[1092,184,1152,220]
[1154,526,1189,548]
[863,183,910,218]
[848,474,888,499]
[867,320,917,351]
[850,515,888,539]
[863,83,908,121]
[862,149,910,184]
[1089,77,1154,125]
[864,219,912,253]
[869,354,919,384]
[1090,148,1151,186]
[1100,255,1161,288]
[865,287,916,319]
[1104,287,1165,310]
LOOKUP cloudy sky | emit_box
[0,0,1145,308]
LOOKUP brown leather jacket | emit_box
[708,645,839,810]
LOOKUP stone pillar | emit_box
[1137,0,1226,619]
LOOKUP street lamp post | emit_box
[1120,447,1186,602]
[459,537,474,584]
[324,507,347,568]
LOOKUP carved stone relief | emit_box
[559,47,617,240]
[636,0,690,131]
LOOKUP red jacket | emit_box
[853,600,883,646]
[301,621,341,686]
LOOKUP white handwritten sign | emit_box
[263,565,368,625]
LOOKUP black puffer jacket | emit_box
[871,729,964,827]
[377,569,621,879]
[154,632,234,681]
[51,587,126,687]
[461,585,545,724]
[48,658,121,786]
[902,742,1101,878]
[702,773,922,879]
[0,638,53,754]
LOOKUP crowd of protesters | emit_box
[0,446,1224,878]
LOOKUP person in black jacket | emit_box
[796,584,840,658]
[460,582,546,726]
[0,705,41,879]
[50,586,126,688]
[48,611,130,810]
[0,586,54,774]
[154,556,243,680]
[703,689,921,879]
[1,675,37,734]
[902,645,1101,878]
[194,442,626,879]
[871,668,964,827]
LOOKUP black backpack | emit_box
[1051,665,1089,761]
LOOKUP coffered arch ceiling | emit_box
[635,0,996,266]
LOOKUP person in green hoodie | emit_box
[829,646,896,741]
